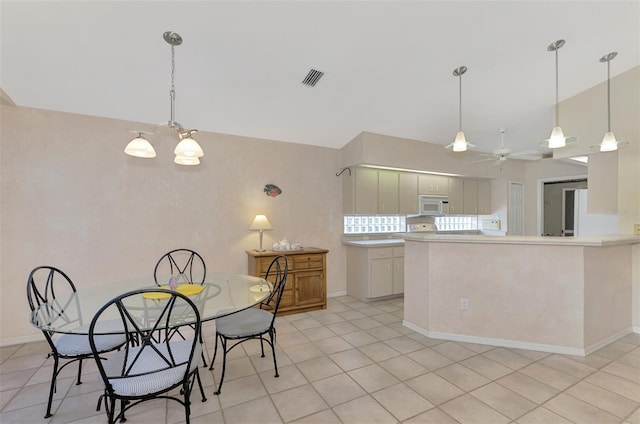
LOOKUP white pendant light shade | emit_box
[547,126,567,149]
[599,132,618,152]
[452,132,468,152]
[174,155,200,165]
[124,135,156,158]
[174,136,204,157]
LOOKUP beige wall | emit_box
[0,105,346,344]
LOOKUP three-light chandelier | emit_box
[124,31,204,165]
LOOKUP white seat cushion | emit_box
[103,339,201,397]
[55,333,126,356]
[215,308,273,338]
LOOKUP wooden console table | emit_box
[247,247,328,315]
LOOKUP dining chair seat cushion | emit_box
[103,339,202,397]
[215,308,273,338]
[54,333,126,356]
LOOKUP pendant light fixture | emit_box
[445,66,475,152]
[590,52,628,152]
[542,39,575,149]
[125,31,204,165]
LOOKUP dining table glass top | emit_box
[29,272,271,335]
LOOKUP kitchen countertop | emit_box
[343,238,405,247]
[402,233,640,246]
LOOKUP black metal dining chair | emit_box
[209,255,288,395]
[154,248,208,365]
[26,266,127,418]
[153,248,206,285]
[90,288,206,424]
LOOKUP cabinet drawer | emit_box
[369,247,393,259]
[293,254,324,270]
[393,246,404,257]
[256,259,274,276]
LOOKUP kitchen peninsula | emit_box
[402,233,640,356]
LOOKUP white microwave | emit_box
[419,196,449,215]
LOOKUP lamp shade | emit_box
[547,126,567,149]
[174,155,200,165]
[124,136,156,158]
[599,131,618,152]
[452,131,468,152]
[249,215,273,231]
[174,136,204,157]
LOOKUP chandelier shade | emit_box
[124,134,156,158]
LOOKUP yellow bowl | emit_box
[142,284,204,300]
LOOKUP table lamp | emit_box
[249,214,273,252]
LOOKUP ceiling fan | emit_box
[470,128,543,167]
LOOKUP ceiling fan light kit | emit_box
[590,52,628,152]
[125,31,204,165]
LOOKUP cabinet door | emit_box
[369,258,393,298]
[294,269,325,306]
[418,174,449,195]
[448,178,464,214]
[378,171,399,214]
[463,180,478,214]
[477,180,492,214]
[355,168,378,214]
[399,173,418,214]
[392,257,404,294]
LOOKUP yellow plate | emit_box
[142,284,204,300]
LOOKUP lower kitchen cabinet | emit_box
[247,247,328,315]
[346,244,404,301]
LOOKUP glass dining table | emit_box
[29,272,272,335]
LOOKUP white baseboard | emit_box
[0,334,42,347]
[402,320,631,357]
[328,290,347,298]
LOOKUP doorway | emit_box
[508,181,525,236]
[539,177,587,236]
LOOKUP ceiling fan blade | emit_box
[510,155,542,161]
[509,149,541,157]
[468,157,497,164]
[492,159,504,167]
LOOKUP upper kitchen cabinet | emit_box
[398,173,418,214]
[418,174,448,196]
[343,167,378,214]
[448,178,464,214]
[449,178,492,215]
[378,171,399,214]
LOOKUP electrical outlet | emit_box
[635,224,640,235]
[459,298,469,310]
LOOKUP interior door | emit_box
[562,188,576,237]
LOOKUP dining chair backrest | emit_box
[259,255,288,319]
[27,266,82,341]
[153,249,206,285]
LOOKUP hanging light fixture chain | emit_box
[606,58,611,132]
[459,72,462,131]
[555,47,559,126]
[170,43,176,127]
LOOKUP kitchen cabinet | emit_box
[378,171,399,214]
[477,180,492,214]
[247,247,328,315]
[448,178,464,214]
[448,178,491,215]
[343,167,378,214]
[418,174,448,196]
[346,244,404,301]
[398,172,418,214]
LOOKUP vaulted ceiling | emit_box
[1,1,638,155]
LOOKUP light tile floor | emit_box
[2,295,640,423]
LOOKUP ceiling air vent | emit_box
[302,69,324,87]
